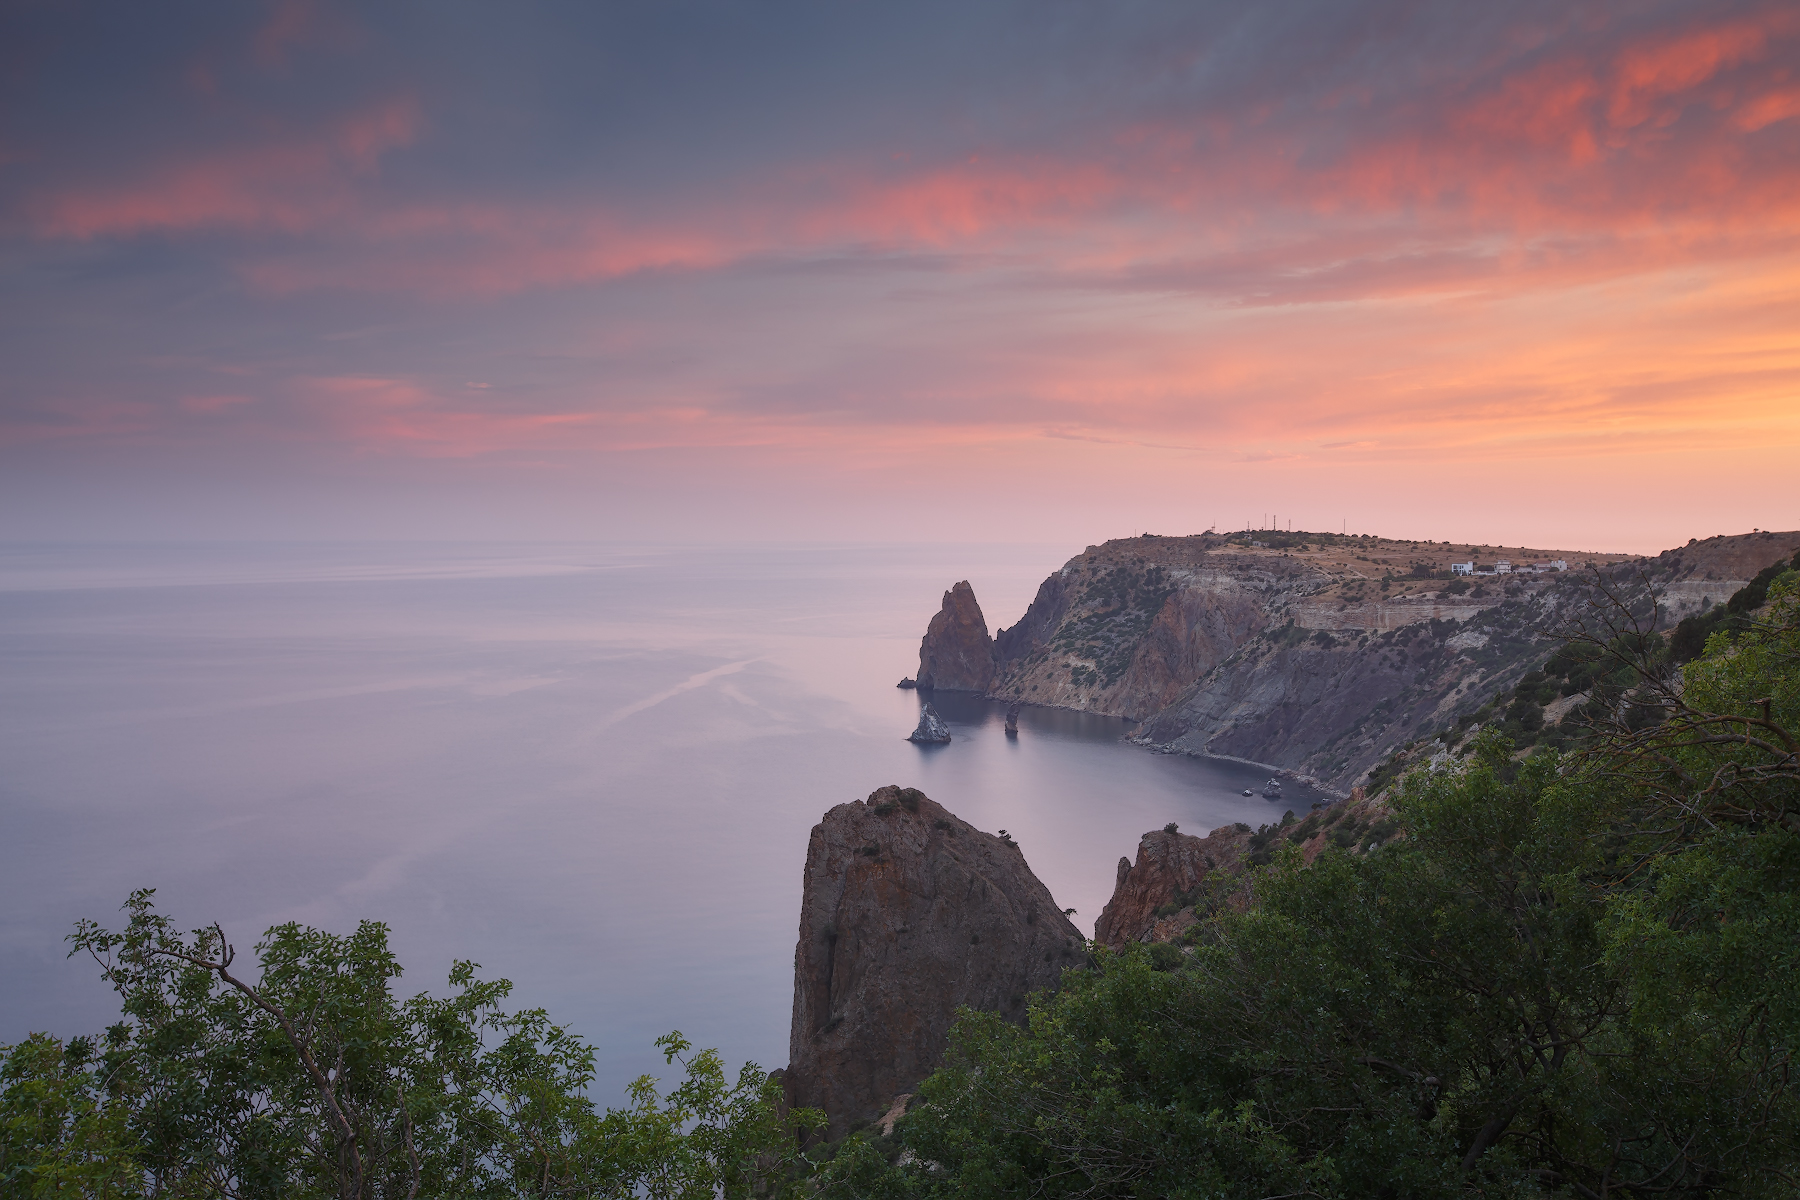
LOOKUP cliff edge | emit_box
[786,785,1083,1139]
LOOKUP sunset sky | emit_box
[3,1,1797,552]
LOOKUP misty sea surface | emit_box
[0,542,1319,1097]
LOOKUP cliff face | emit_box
[917,581,997,692]
[941,531,1794,792]
[1097,787,1396,949]
[1093,824,1250,948]
[786,785,1084,1139]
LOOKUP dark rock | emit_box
[916,581,996,692]
[907,703,952,744]
[785,785,1084,1140]
[897,677,917,689]
[1004,702,1020,736]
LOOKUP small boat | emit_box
[1261,778,1284,799]
[1241,788,1254,797]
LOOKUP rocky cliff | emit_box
[916,581,997,692]
[786,785,1084,1139]
[1097,787,1397,949]
[923,530,1797,792]
[1093,824,1250,948]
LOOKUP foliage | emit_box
[0,1033,143,1198]
[813,577,1800,1197]
[1,898,820,1198]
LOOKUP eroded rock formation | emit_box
[1093,824,1251,949]
[786,785,1084,1139]
[1097,787,1401,949]
[916,582,997,692]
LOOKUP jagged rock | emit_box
[785,785,1085,1140]
[1004,703,1020,736]
[1094,824,1250,948]
[897,677,917,689]
[916,581,996,692]
[1097,788,1403,949]
[907,704,952,744]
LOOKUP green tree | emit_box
[0,1032,144,1198]
[2,894,820,1198]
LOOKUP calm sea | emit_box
[0,542,1316,1096]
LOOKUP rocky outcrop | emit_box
[907,704,952,744]
[917,582,996,692]
[786,786,1085,1139]
[1097,788,1400,949]
[1094,824,1251,948]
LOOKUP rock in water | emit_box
[1093,824,1251,949]
[907,703,952,744]
[896,677,917,689]
[916,581,996,692]
[1005,702,1020,736]
[785,785,1085,1140]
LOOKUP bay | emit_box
[0,542,1316,1096]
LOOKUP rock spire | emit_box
[916,581,996,692]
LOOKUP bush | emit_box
[1145,941,1186,972]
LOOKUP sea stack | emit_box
[915,581,997,692]
[784,786,1084,1140]
[907,703,952,744]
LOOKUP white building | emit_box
[1549,560,1568,571]
[1495,560,1512,574]
[1450,562,1474,576]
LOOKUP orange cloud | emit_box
[1606,16,1779,128]
[1734,85,1800,131]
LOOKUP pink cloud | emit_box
[31,97,418,238]
[179,393,257,414]
[23,8,1800,310]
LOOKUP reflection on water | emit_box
[0,542,1320,1099]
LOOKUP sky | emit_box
[3,0,1797,553]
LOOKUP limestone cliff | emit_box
[916,582,997,692]
[933,530,1796,792]
[786,785,1084,1139]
